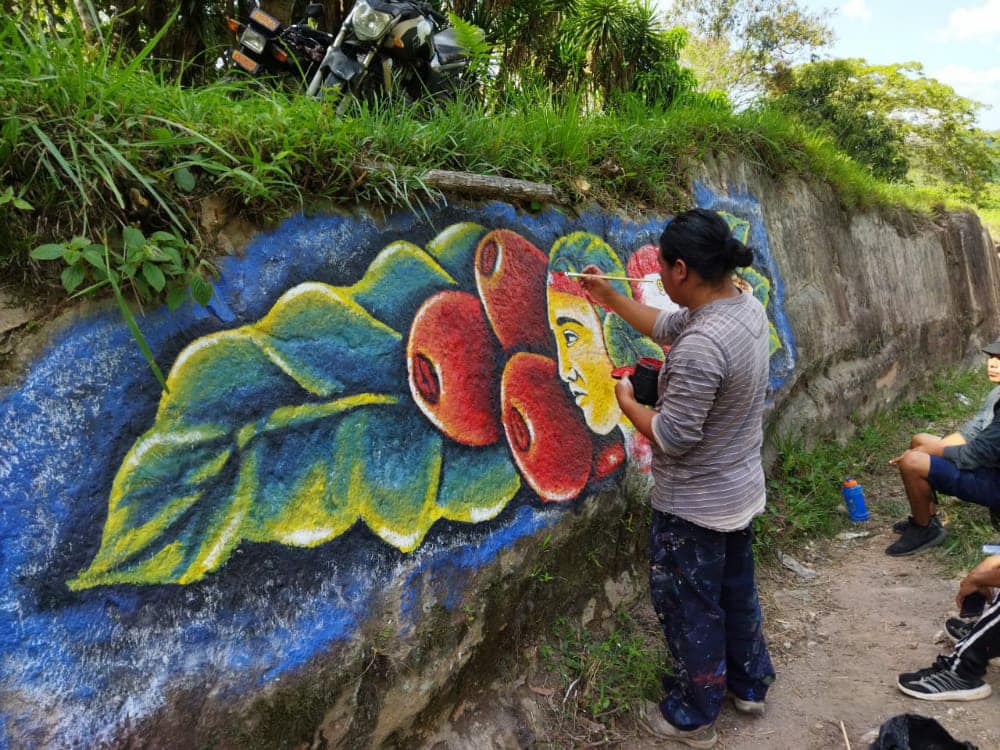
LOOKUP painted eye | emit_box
[562,329,579,347]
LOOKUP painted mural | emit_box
[0,187,794,746]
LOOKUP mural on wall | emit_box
[0,186,795,747]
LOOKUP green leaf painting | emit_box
[69,223,525,589]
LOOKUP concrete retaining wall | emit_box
[0,165,996,748]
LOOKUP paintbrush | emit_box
[563,272,656,283]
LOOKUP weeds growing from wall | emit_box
[539,610,665,725]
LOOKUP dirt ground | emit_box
[535,521,1000,749]
[694,524,1000,749]
[434,509,1000,749]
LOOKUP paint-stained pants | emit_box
[649,510,775,730]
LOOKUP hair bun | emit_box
[726,236,754,267]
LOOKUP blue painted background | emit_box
[0,188,793,747]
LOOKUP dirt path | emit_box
[697,522,1000,749]
[432,506,1000,749]
[434,518,1000,749]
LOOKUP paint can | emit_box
[631,357,663,407]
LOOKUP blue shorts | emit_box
[928,456,1000,510]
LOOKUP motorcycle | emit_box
[305,0,475,112]
[226,3,333,85]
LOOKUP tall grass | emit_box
[3,12,984,297]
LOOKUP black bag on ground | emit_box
[868,713,977,750]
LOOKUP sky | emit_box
[801,0,1000,131]
[657,0,1000,131]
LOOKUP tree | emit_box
[666,0,832,101]
[768,58,999,195]
[767,58,908,180]
[449,0,694,109]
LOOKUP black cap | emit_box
[984,338,1000,356]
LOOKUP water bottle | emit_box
[841,478,869,522]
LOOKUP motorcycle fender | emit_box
[431,27,469,66]
[329,48,367,82]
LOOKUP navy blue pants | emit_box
[649,510,775,730]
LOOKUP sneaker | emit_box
[897,656,992,701]
[641,701,718,748]
[892,514,942,534]
[885,519,947,556]
[892,516,915,534]
[945,617,975,643]
[728,691,766,715]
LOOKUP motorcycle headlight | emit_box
[241,28,268,54]
[351,1,393,41]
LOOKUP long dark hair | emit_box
[659,208,754,282]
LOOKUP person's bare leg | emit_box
[910,433,942,451]
[898,450,935,525]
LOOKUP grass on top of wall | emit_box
[0,14,980,299]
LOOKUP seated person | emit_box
[886,338,1000,556]
[897,555,1000,701]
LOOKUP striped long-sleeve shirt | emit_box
[648,290,769,532]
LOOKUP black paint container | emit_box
[631,357,662,406]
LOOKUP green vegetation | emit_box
[2,12,984,291]
[766,59,999,197]
[668,0,833,99]
[2,3,996,379]
[538,610,665,724]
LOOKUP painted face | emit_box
[988,355,1000,383]
[547,287,620,435]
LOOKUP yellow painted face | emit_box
[547,287,620,435]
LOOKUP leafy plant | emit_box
[0,186,33,211]
[30,227,217,389]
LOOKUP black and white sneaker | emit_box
[885,519,947,556]
[945,617,975,643]
[897,656,992,701]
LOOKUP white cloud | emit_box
[942,0,1000,41]
[842,0,872,21]
[932,64,1000,129]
